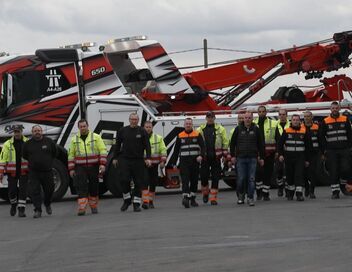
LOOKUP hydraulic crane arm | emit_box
[183,31,352,108]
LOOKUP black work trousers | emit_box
[180,157,200,196]
[326,149,351,192]
[75,165,99,198]
[8,175,28,206]
[144,164,159,192]
[29,170,54,212]
[285,153,305,193]
[119,158,144,200]
[256,153,275,194]
[305,152,320,194]
[200,157,221,189]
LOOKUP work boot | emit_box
[91,207,98,214]
[10,204,17,217]
[18,207,26,217]
[237,194,244,205]
[331,191,340,199]
[149,201,155,209]
[210,200,218,206]
[142,202,149,210]
[277,187,284,197]
[133,203,141,212]
[256,189,263,201]
[248,198,255,207]
[263,193,271,201]
[287,191,294,201]
[203,194,209,204]
[190,196,199,207]
[33,210,42,219]
[120,198,132,212]
[182,196,190,208]
[77,209,86,216]
[296,193,304,202]
[45,205,52,215]
[309,192,316,199]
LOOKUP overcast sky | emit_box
[1,0,352,102]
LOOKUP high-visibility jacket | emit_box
[68,131,107,170]
[282,126,307,153]
[146,133,167,164]
[0,136,29,176]
[197,123,228,157]
[302,123,320,152]
[321,115,351,150]
[254,117,278,154]
[277,121,290,135]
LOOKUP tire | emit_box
[0,188,9,201]
[222,165,236,189]
[340,179,352,196]
[52,159,69,201]
[106,163,122,197]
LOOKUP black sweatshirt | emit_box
[23,137,57,172]
[113,126,151,159]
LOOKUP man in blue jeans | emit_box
[230,112,265,206]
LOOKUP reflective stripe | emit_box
[285,146,305,151]
[133,196,141,204]
[311,136,318,140]
[327,130,347,135]
[295,186,303,192]
[180,151,200,156]
[287,185,295,191]
[181,144,201,149]
[262,185,270,193]
[190,192,196,197]
[326,136,348,142]
[123,193,131,200]
[313,143,319,147]
[331,184,340,189]
[285,140,304,145]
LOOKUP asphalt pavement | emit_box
[1,187,352,272]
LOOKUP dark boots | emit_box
[120,198,132,212]
[10,204,17,216]
[190,196,199,207]
[18,207,26,217]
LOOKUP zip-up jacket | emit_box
[145,133,167,164]
[68,131,107,170]
[230,123,265,159]
[114,126,151,159]
[254,117,278,156]
[197,123,228,158]
[278,125,311,158]
[319,114,352,151]
[172,129,205,164]
[302,123,320,153]
[0,136,28,176]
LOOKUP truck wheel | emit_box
[106,164,122,197]
[0,188,9,201]
[222,165,236,189]
[52,159,69,201]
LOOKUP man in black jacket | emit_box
[113,113,151,212]
[172,118,205,208]
[23,125,57,218]
[230,112,265,206]
[278,115,311,201]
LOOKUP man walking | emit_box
[68,119,107,216]
[172,118,205,208]
[230,112,264,206]
[142,121,167,209]
[254,106,278,200]
[320,101,352,199]
[275,109,290,197]
[198,111,228,205]
[302,111,320,199]
[113,113,151,212]
[23,125,57,218]
[278,115,310,201]
[0,125,28,217]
